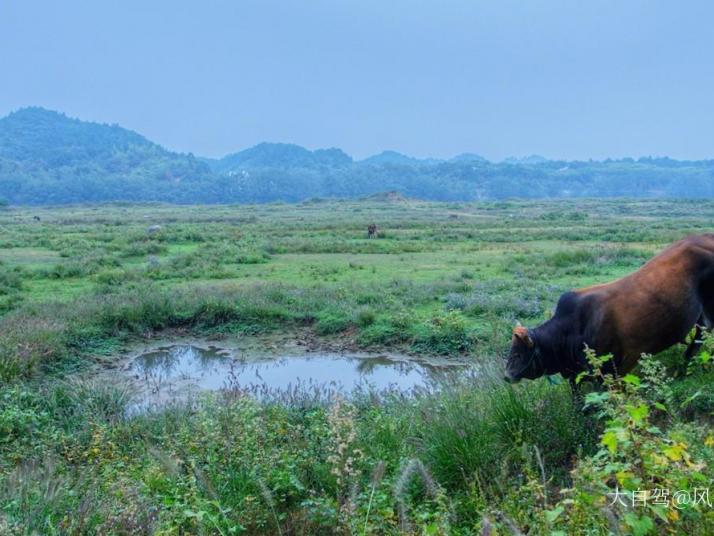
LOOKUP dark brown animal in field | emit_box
[367,224,378,238]
[33,215,41,222]
[504,234,714,383]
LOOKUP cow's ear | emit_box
[512,326,534,348]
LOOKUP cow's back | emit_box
[573,234,714,372]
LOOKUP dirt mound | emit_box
[362,190,410,203]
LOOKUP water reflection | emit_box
[130,345,459,394]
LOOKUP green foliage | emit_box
[356,315,412,347]
[314,310,352,335]
[0,265,24,312]
[417,377,591,491]
[0,314,67,381]
[671,330,714,416]
[0,265,22,294]
[549,350,714,534]
[411,311,475,354]
[0,386,53,452]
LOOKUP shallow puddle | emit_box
[121,344,467,412]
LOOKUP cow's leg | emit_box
[682,318,704,375]
[682,308,714,375]
[568,376,584,407]
[689,266,714,372]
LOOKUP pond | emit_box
[119,344,469,412]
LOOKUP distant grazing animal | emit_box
[367,224,378,238]
[147,224,162,234]
[32,215,41,222]
[504,234,714,384]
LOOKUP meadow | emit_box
[1,197,714,534]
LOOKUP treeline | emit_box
[2,107,714,205]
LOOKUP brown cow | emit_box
[504,234,714,383]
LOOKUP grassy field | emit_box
[2,198,714,534]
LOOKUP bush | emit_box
[550,351,714,535]
[121,240,168,257]
[411,311,475,355]
[193,297,242,326]
[357,320,404,347]
[44,255,120,279]
[94,268,135,286]
[0,266,23,294]
[0,386,53,451]
[442,293,468,311]
[355,307,376,327]
[315,310,352,335]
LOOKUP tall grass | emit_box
[414,368,593,493]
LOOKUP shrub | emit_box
[44,255,120,279]
[94,268,135,286]
[411,311,475,355]
[0,266,23,294]
[193,297,244,327]
[315,311,352,335]
[0,386,53,450]
[357,319,407,347]
[355,307,376,328]
[121,240,168,257]
[550,351,714,535]
[442,293,468,311]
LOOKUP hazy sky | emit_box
[1,1,713,160]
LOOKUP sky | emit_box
[1,0,713,161]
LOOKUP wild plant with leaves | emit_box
[549,349,714,535]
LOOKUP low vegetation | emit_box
[1,199,714,534]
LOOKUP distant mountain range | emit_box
[1,107,714,205]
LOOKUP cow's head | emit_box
[504,324,544,383]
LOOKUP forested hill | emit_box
[0,108,214,204]
[2,107,714,205]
